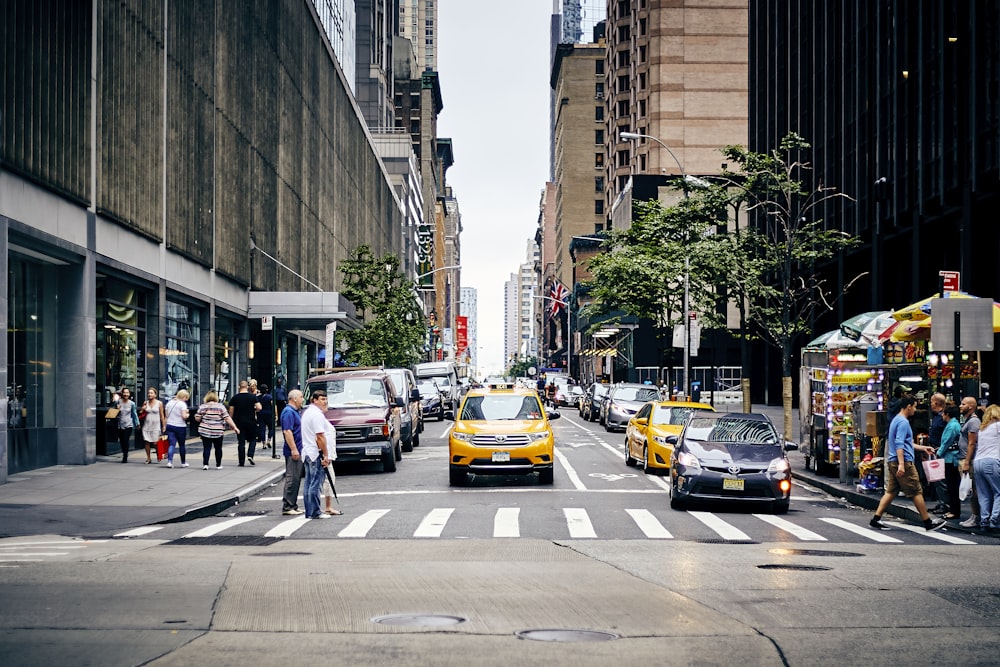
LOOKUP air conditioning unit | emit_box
[594,92,604,100]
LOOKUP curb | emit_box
[158,469,286,524]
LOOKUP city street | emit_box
[2,411,1000,666]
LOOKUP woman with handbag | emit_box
[163,389,191,468]
[114,387,140,463]
[140,387,166,464]
[936,405,963,520]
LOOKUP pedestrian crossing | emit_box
[0,538,109,564]
[112,509,979,545]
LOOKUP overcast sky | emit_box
[437,0,554,375]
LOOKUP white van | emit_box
[413,361,460,410]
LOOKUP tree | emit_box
[507,356,540,380]
[719,133,862,438]
[338,246,426,368]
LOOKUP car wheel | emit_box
[670,488,685,510]
[624,439,638,467]
[773,500,790,515]
[436,409,443,422]
[402,433,414,453]
[412,431,420,447]
[394,441,403,461]
[383,448,397,473]
[642,445,653,474]
[449,468,467,486]
[538,467,554,485]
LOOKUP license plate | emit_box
[492,451,510,463]
[365,446,382,456]
[722,478,744,491]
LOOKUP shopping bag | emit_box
[156,435,169,461]
[922,457,946,483]
[959,473,973,501]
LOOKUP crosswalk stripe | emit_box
[494,507,520,537]
[564,508,597,538]
[264,516,310,538]
[626,509,673,539]
[819,518,903,543]
[338,509,390,538]
[414,508,454,537]
[889,522,977,545]
[114,526,164,538]
[688,511,752,541]
[753,514,827,541]
[182,516,260,538]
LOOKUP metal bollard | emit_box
[839,433,850,484]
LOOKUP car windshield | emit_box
[653,406,702,426]
[416,381,439,397]
[613,387,659,402]
[386,371,406,395]
[684,417,779,444]
[314,378,388,408]
[460,395,544,421]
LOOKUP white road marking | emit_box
[554,448,587,490]
[264,515,310,538]
[625,509,673,539]
[564,507,597,538]
[114,526,164,538]
[414,508,454,537]
[494,507,521,537]
[688,511,752,541]
[819,518,903,543]
[439,426,451,439]
[561,418,593,434]
[0,540,105,547]
[753,514,827,541]
[0,552,71,558]
[646,474,672,491]
[890,522,977,545]
[181,516,260,538]
[338,509,390,537]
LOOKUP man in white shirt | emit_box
[300,390,331,519]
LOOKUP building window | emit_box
[617,75,629,93]
[640,154,647,171]
[595,200,604,214]
[595,176,604,192]
[163,300,202,400]
[639,45,647,63]
[617,99,630,116]
[595,129,604,145]
[639,18,647,35]
[617,149,630,167]
[639,72,646,89]
[639,99,646,117]
[595,153,604,168]
[617,25,630,42]
[595,105,604,121]
[617,50,630,68]
[595,59,604,75]
[595,82,604,98]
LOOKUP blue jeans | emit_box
[973,457,1000,528]
[165,424,187,464]
[303,456,324,518]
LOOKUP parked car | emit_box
[625,401,715,474]
[669,412,797,514]
[414,361,460,410]
[601,383,660,431]
[305,369,405,473]
[416,379,446,421]
[385,367,423,452]
[580,383,609,421]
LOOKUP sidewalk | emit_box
[0,435,284,537]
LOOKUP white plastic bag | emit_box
[959,473,972,501]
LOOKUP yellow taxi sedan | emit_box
[448,384,559,486]
[625,400,715,474]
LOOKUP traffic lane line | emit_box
[554,448,587,490]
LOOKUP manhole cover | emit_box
[692,539,758,544]
[757,564,832,571]
[251,551,313,557]
[768,548,863,557]
[371,614,466,627]
[163,536,282,547]
[516,629,619,643]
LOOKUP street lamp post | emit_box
[620,131,693,399]
[534,294,572,377]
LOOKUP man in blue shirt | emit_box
[870,396,946,531]
[280,389,305,515]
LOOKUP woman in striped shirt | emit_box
[195,391,240,470]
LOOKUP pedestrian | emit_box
[257,383,275,451]
[114,387,140,463]
[196,390,239,470]
[140,387,166,464]
[274,377,288,423]
[971,404,1000,532]
[936,405,962,520]
[321,419,342,516]
[163,389,191,468]
[280,389,306,516]
[300,389,332,520]
[925,393,949,513]
[869,396,947,532]
[228,380,261,466]
[958,396,982,528]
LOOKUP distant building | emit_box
[460,287,478,373]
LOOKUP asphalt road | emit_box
[3,411,1000,666]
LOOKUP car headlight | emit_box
[676,451,702,470]
[767,457,790,474]
[609,402,624,415]
[367,423,389,437]
[652,435,670,445]
[451,431,474,442]
[526,432,549,442]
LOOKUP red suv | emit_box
[306,369,405,472]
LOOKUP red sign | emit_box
[939,270,960,293]
[455,316,468,356]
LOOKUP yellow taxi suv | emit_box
[448,383,559,486]
[625,401,715,474]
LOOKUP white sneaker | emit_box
[166,462,173,468]
[960,516,978,528]
[203,465,209,470]
[216,465,223,469]
[180,463,189,468]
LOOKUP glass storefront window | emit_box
[162,300,200,401]
[214,322,237,403]
[97,276,147,405]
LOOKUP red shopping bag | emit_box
[922,457,946,483]
[156,435,169,461]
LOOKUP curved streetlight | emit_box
[620,131,693,399]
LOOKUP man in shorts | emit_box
[870,395,947,531]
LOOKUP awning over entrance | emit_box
[247,292,361,331]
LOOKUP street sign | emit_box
[939,271,960,293]
[261,315,273,331]
[930,297,994,351]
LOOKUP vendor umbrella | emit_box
[885,301,1000,341]
[891,291,974,322]
[805,330,866,350]
[841,311,894,342]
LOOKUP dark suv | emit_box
[306,369,405,472]
[385,367,423,451]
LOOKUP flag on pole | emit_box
[549,281,569,319]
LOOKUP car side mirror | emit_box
[634,417,648,427]
[784,441,799,451]
[394,397,405,408]
[546,410,561,420]
[444,411,455,421]
[666,435,678,445]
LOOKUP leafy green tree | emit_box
[507,356,540,380]
[338,246,426,368]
